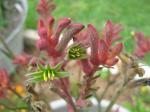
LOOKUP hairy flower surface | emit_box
[78,22,123,74]
[74,30,90,48]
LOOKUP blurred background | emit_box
[0,0,150,112]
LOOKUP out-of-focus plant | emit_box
[124,96,150,112]
[139,86,150,104]
[124,86,150,112]
[0,69,29,111]
[133,32,150,65]
[0,0,150,112]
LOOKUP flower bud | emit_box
[88,24,99,65]
[68,44,87,60]
[53,18,71,45]
[56,23,84,53]
[13,54,31,66]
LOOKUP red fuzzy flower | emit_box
[0,69,10,98]
[37,15,84,59]
[77,22,123,105]
[89,23,123,67]
[102,20,123,47]
[79,22,123,74]
[37,0,56,18]
[134,32,150,58]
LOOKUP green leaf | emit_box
[95,68,110,79]
[54,63,62,71]
[26,64,69,83]
[37,64,45,71]
[26,71,43,82]
[56,71,70,78]
[26,71,43,77]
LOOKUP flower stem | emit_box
[97,82,111,111]
[104,78,128,112]
[95,75,118,112]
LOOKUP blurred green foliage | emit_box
[138,86,150,104]
[25,0,39,29]
[124,96,150,112]
[124,87,150,112]
[0,95,28,112]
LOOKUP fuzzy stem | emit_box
[77,70,97,108]
[51,85,78,112]
[60,79,77,112]
[61,62,78,112]
[94,75,117,112]
[104,78,128,112]
[97,82,111,111]
[99,75,118,101]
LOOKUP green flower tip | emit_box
[26,64,69,83]
[68,44,87,60]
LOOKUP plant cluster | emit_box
[0,0,150,112]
